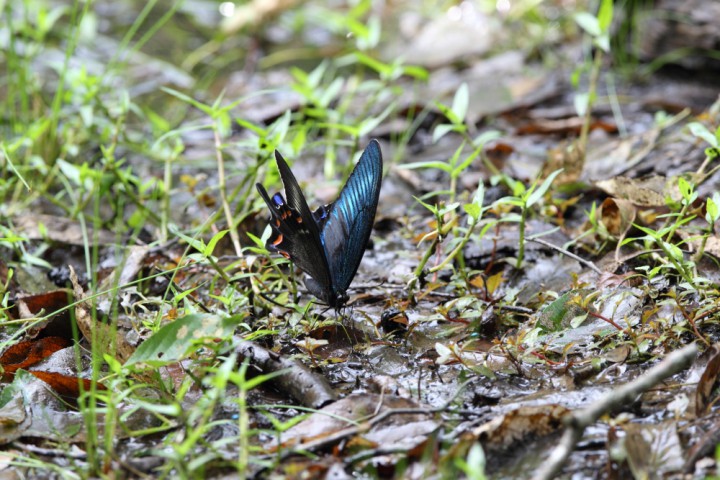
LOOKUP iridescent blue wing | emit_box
[319,140,383,301]
[256,151,333,303]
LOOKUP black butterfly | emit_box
[256,140,383,308]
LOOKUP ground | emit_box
[1,0,720,479]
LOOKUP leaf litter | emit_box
[2,1,720,478]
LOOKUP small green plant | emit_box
[402,143,482,204]
[495,169,563,269]
[688,121,720,179]
[624,219,697,289]
[433,83,470,144]
[572,0,614,159]
[695,192,720,263]
[455,443,488,480]
[407,182,495,298]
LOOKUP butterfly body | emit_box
[256,140,383,308]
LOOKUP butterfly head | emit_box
[305,276,348,309]
[331,291,349,309]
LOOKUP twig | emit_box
[529,237,602,274]
[236,340,336,409]
[11,442,87,459]
[532,343,698,480]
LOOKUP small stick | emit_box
[532,343,698,480]
[529,237,602,274]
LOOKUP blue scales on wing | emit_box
[316,139,383,304]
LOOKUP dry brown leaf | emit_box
[472,404,570,450]
[29,371,105,398]
[598,197,637,238]
[695,344,720,417]
[69,266,136,365]
[517,117,616,136]
[0,337,71,379]
[542,141,585,184]
[595,175,682,207]
[623,422,684,478]
[13,214,118,246]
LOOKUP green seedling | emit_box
[495,169,563,269]
[572,0,613,160]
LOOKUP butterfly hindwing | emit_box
[320,139,383,296]
[256,152,333,300]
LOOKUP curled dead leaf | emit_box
[598,197,637,238]
[695,344,720,417]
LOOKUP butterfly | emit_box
[256,140,383,308]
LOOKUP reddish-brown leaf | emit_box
[0,336,71,378]
[9,290,70,320]
[28,371,105,398]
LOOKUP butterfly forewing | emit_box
[320,139,383,295]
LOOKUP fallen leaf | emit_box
[695,344,720,416]
[595,175,682,207]
[472,404,570,450]
[0,337,71,379]
[598,197,637,238]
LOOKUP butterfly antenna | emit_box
[351,280,386,292]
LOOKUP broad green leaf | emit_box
[473,130,502,147]
[574,92,590,117]
[596,33,610,53]
[439,202,460,216]
[678,177,691,201]
[570,313,589,328]
[464,203,481,220]
[435,101,458,124]
[707,195,720,223]
[235,118,267,136]
[267,109,291,144]
[306,60,328,89]
[125,314,239,367]
[452,148,481,177]
[354,51,391,76]
[664,241,683,262]
[246,231,267,249]
[435,342,455,364]
[319,77,343,108]
[173,229,206,253]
